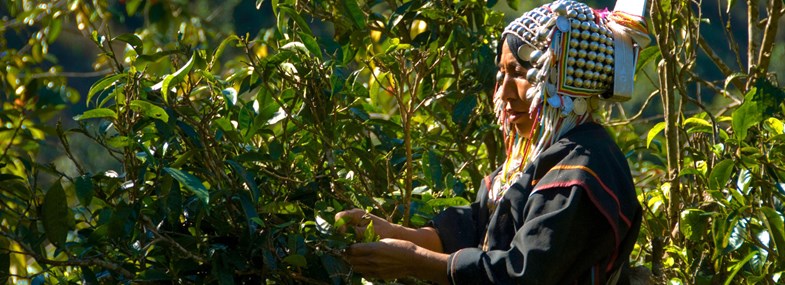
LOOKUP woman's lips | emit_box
[507,109,528,122]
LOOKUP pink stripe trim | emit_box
[540,165,632,227]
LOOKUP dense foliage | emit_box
[1,0,784,284]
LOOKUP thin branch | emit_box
[607,90,660,126]
[755,0,784,80]
[27,69,113,79]
[140,214,207,264]
[698,36,744,91]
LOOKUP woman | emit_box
[337,1,648,283]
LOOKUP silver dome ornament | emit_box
[547,94,562,107]
[566,66,575,75]
[530,49,544,63]
[570,19,580,29]
[580,21,590,31]
[573,97,587,115]
[570,38,579,48]
[551,2,568,15]
[566,56,576,66]
[605,56,614,65]
[576,58,586,68]
[581,30,591,39]
[587,51,597,61]
[596,53,606,63]
[603,64,612,73]
[565,75,574,85]
[577,49,587,58]
[606,46,614,55]
[599,73,608,81]
[589,41,599,51]
[590,32,600,41]
[595,62,604,72]
[537,27,550,41]
[585,60,596,71]
[567,9,578,18]
[577,13,586,21]
[526,68,539,82]
[598,43,607,53]
[574,68,584,78]
[568,48,578,57]
[579,40,589,49]
[570,29,581,38]
[574,78,584,87]
[587,12,595,21]
[517,44,535,61]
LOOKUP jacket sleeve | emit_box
[426,175,493,253]
[445,186,615,284]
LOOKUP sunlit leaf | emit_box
[647,121,666,149]
[635,46,660,76]
[342,0,367,29]
[708,159,734,190]
[130,100,169,122]
[164,167,209,206]
[87,74,125,106]
[152,52,196,103]
[113,33,143,52]
[762,207,785,264]
[75,108,117,120]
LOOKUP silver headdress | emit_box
[500,0,650,117]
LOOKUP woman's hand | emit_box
[334,209,399,240]
[345,238,449,284]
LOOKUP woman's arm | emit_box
[334,209,444,252]
[346,238,449,284]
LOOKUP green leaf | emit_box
[362,220,380,243]
[423,150,443,190]
[87,74,125,106]
[507,0,520,10]
[152,52,196,103]
[278,6,314,35]
[708,159,734,190]
[761,207,785,264]
[222,88,238,108]
[75,175,93,207]
[680,209,711,242]
[42,181,71,246]
[130,100,169,122]
[342,0,367,29]
[255,0,265,9]
[724,250,758,285]
[211,35,240,67]
[260,201,303,216]
[282,254,307,268]
[164,167,209,206]
[113,33,143,52]
[297,31,321,59]
[635,46,660,76]
[75,108,117,120]
[647,121,666,149]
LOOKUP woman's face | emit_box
[497,41,536,137]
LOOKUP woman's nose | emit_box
[499,74,518,102]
